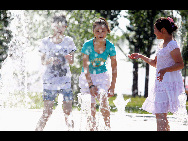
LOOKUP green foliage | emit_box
[0,10,12,68]
[179,10,188,65]
[95,10,121,30]
[124,10,166,97]
[125,10,164,59]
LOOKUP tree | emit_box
[138,10,166,98]
[0,10,12,69]
[124,10,165,97]
[95,10,121,30]
[179,10,188,88]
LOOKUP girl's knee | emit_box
[63,101,72,115]
[100,104,110,116]
[42,110,53,120]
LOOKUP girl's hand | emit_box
[128,53,141,59]
[90,86,98,97]
[64,54,72,61]
[157,69,166,82]
[65,53,74,64]
[48,57,54,63]
[108,85,115,97]
[48,57,59,65]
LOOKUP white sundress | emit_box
[142,40,187,115]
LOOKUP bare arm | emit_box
[164,48,184,72]
[128,53,157,68]
[82,53,98,96]
[83,54,92,86]
[139,55,157,68]
[109,55,117,93]
[107,55,117,97]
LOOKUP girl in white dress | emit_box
[128,17,186,131]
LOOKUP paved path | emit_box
[0,108,187,131]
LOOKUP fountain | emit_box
[113,93,131,115]
[77,93,92,130]
[0,10,187,131]
[0,11,31,109]
[77,90,132,131]
[112,89,131,130]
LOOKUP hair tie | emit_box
[167,17,174,23]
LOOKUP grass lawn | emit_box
[107,94,150,114]
[26,92,188,115]
[108,94,188,115]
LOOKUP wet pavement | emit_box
[0,109,187,131]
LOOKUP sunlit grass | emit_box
[13,92,188,115]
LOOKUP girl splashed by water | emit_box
[129,17,187,131]
[79,18,117,131]
[35,15,77,131]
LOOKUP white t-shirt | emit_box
[39,36,77,90]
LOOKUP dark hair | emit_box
[52,15,67,26]
[155,17,178,35]
[93,17,111,33]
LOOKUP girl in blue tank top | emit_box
[79,17,117,131]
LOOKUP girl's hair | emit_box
[52,14,67,26]
[93,17,111,33]
[155,17,178,35]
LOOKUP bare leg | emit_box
[156,113,170,131]
[63,101,74,129]
[99,92,110,130]
[35,100,54,131]
[89,103,97,131]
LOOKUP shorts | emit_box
[79,72,110,104]
[42,89,73,102]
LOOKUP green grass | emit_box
[16,92,188,115]
[123,95,149,114]
[106,94,150,114]
[108,94,188,115]
[92,94,148,113]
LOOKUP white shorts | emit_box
[79,72,111,104]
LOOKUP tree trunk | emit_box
[132,59,138,97]
[184,61,187,88]
[144,63,149,98]
[132,46,139,97]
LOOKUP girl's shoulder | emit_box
[41,37,50,44]
[81,38,94,55]
[64,36,74,42]
[167,40,179,52]
[106,39,114,47]
[167,40,178,47]
[83,38,94,47]
[157,40,179,50]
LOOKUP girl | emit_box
[79,17,117,131]
[128,17,186,131]
[35,15,77,131]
